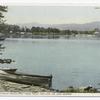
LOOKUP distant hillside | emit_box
[18,22,50,29]
[18,21,100,31]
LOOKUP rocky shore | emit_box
[0,79,98,95]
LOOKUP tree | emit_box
[0,6,7,24]
[0,6,13,64]
[0,6,7,33]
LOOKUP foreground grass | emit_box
[60,86,97,93]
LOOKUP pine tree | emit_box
[0,6,14,65]
[0,6,7,24]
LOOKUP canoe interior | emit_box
[0,71,52,89]
[0,69,17,73]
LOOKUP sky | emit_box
[4,6,100,24]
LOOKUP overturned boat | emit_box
[0,69,52,89]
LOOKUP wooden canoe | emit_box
[0,70,52,89]
[0,37,5,41]
[0,68,17,73]
[0,59,15,64]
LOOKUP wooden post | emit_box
[49,74,52,89]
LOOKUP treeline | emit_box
[0,5,96,38]
[0,24,95,36]
[0,24,60,34]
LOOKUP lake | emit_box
[1,38,100,90]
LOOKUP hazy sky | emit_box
[5,6,100,24]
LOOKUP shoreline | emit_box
[0,80,52,93]
[0,79,98,94]
[5,37,100,41]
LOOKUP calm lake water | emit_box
[1,38,100,90]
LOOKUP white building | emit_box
[94,31,100,37]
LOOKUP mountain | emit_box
[53,22,100,31]
[18,22,50,28]
[18,21,100,31]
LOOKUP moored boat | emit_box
[0,68,17,73]
[0,38,5,41]
[0,70,52,89]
